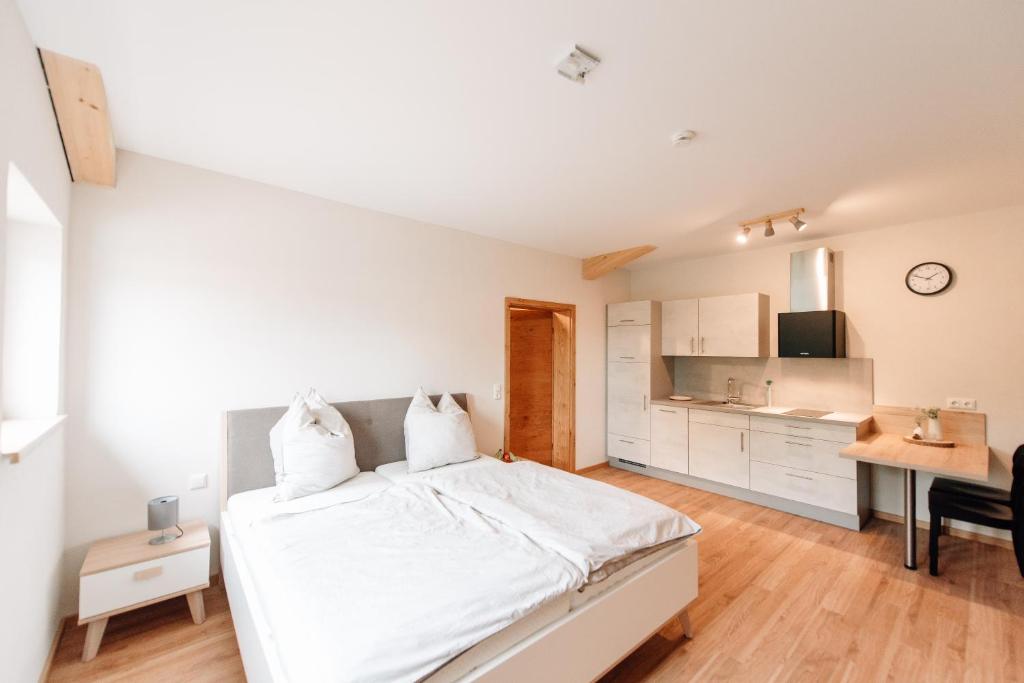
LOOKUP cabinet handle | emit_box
[658,408,675,414]
[618,439,635,445]
[619,318,635,323]
[134,566,163,581]
[619,355,635,359]
[740,432,745,452]
[700,337,705,354]
[785,441,812,447]
[643,394,648,411]
[786,425,811,430]
[690,337,695,354]
[784,472,814,481]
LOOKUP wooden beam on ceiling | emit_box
[39,48,116,187]
[582,245,656,280]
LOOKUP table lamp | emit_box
[148,495,182,545]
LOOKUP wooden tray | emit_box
[902,435,955,448]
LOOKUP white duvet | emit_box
[237,475,583,683]
[398,460,702,578]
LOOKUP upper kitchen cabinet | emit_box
[662,293,769,358]
[661,299,699,356]
[699,293,769,357]
[607,301,652,326]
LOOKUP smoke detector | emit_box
[556,45,600,83]
[672,130,697,146]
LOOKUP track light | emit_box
[736,207,807,246]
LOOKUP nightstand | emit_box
[78,519,210,661]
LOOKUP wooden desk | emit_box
[840,406,989,570]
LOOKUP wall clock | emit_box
[905,261,952,296]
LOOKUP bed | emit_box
[220,394,700,682]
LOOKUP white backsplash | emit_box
[672,357,874,413]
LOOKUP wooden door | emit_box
[508,308,554,465]
[504,298,576,471]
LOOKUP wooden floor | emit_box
[48,466,1024,682]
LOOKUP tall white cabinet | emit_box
[662,293,769,357]
[606,301,673,466]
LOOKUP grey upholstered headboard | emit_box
[221,393,468,505]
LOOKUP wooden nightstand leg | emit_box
[186,589,206,624]
[82,618,108,662]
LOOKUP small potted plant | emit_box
[917,407,942,440]
[494,448,520,463]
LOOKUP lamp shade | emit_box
[148,496,179,531]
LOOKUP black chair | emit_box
[928,444,1024,577]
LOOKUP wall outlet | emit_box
[492,383,503,400]
[946,398,977,410]
[188,473,209,490]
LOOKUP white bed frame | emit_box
[220,511,697,682]
[218,396,698,681]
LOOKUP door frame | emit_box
[504,297,576,472]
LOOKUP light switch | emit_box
[189,473,209,490]
[493,383,503,400]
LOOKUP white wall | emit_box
[64,150,629,600]
[0,0,72,679]
[630,208,1024,535]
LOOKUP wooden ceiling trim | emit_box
[582,245,656,280]
[39,48,116,187]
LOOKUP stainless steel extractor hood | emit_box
[779,247,847,358]
[789,247,834,312]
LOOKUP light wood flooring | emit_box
[48,466,1024,681]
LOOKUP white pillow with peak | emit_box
[404,389,478,473]
[269,390,359,501]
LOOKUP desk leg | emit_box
[904,468,917,570]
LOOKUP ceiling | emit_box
[17,0,1024,264]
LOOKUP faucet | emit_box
[726,377,741,404]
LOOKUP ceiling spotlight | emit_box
[556,45,600,83]
[736,227,751,244]
[790,216,807,231]
[764,219,775,237]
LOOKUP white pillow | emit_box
[404,388,478,473]
[269,390,359,501]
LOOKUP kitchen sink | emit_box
[689,400,760,409]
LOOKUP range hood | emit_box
[778,247,847,358]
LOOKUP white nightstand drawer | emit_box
[80,546,209,620]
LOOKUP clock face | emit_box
[905,262,952,295]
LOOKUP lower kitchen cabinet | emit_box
[607,433,651,465]
[688,421,749,488]
[750,461,857,514]
[651,404,688,474]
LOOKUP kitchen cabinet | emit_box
[688,420,750,488]
[606,301,673,464]
[608,325,651,363]
[607,361,651,439]
[607,301,652,326]
[661,293,769,358]
[698,293,769,358]
[661,299,699,356]
[651,404,688,474]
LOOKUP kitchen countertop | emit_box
[650,398,871,429]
